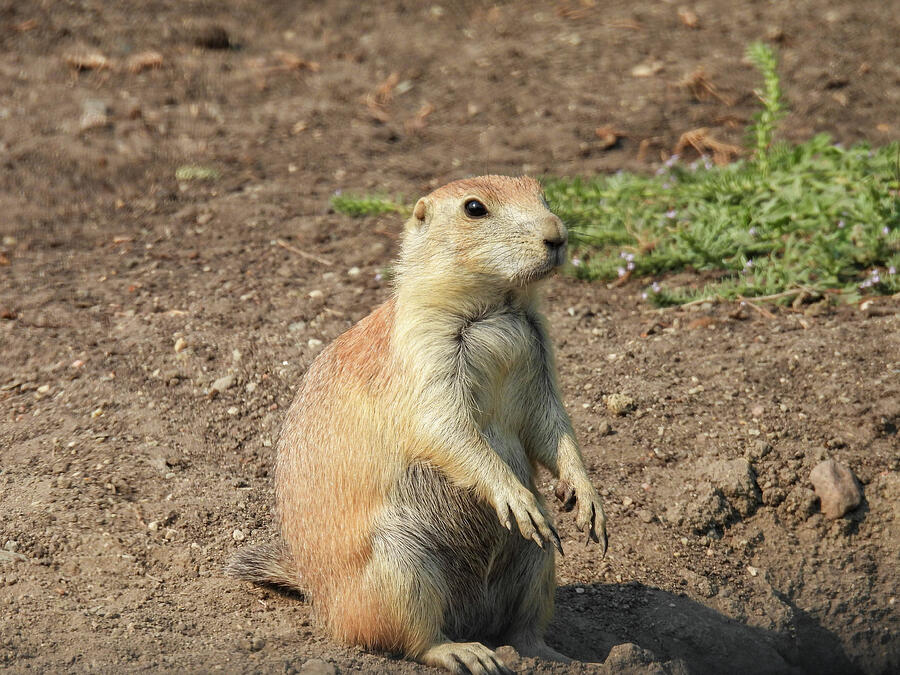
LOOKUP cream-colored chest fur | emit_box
[457,304,542,475]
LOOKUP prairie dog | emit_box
[229,175,607,674]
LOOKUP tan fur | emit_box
[229,175,607,674]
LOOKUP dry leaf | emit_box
[681,68,735,106]
[273,51,320,72]
[677,7,700,29]
[404,102,435,135]
[674,127,742,165]
[65,51,112,71]
[127,51,164,74]
[364,72,400,121]
[595,125,622,150]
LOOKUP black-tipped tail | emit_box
[225,540,304,594]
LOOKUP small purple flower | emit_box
[641,292,648,299]
[749,227,757,236]
[883,226,891,235]
[744,259,754,269]
[837,220,845,229]
[333,188,343,196]
[702,155,713,170]
[374,272,383,282]
[651,281,661,293]
[889,266,897,275]
[617,266,626,277]
[666,209,677,219]
[571,257,582,268]
[662,181,672,189]
[626,261,635,271]
[664,154,680,168]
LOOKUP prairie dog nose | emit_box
[541,215,567,252]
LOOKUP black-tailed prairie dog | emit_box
[229,175,607,674]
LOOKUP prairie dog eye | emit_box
[463,199,488,218]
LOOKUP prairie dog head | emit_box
[399,175,567,290]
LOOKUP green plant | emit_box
[331,193,407,217]
[745,42,785,173]
[552,136,899,305]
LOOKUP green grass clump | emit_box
[331,193,407,217]
[174,165,219,181]
[550,43,899,306]
[550,136,899,305]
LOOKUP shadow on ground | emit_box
[549,583,861,675]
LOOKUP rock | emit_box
[249,637,265,652]
[666,483,735,533]
[637,509,654,524]
[288,321,307,332]
[307,338,323,349]
[174,337,188,353]
[80,99,109,131]
[597,420,612,437]
[299,658,337,675]
[703,458,760,517]
[747,440,772,460]
[604,393,635,416]
[211,375,235,393]
[0,550,27,564]
[782,486,818,521]
[809,460,862,519]
[232,528,245,541]
[604,643,659,670]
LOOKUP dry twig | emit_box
[276,239,333,267]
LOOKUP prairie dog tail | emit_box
[225,540,303,593]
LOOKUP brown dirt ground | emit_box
[1,1,898,673]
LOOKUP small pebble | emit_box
[232,528,245,541]
[211,375,235,393]
[79,99,109,131]
[604,393,635,416]
[347,266,361,278]
[597,420,612,437]
[308,338,323,349]
[299,658,337,675]
[174,337,188,353]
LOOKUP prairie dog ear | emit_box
[406,197,429,232]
